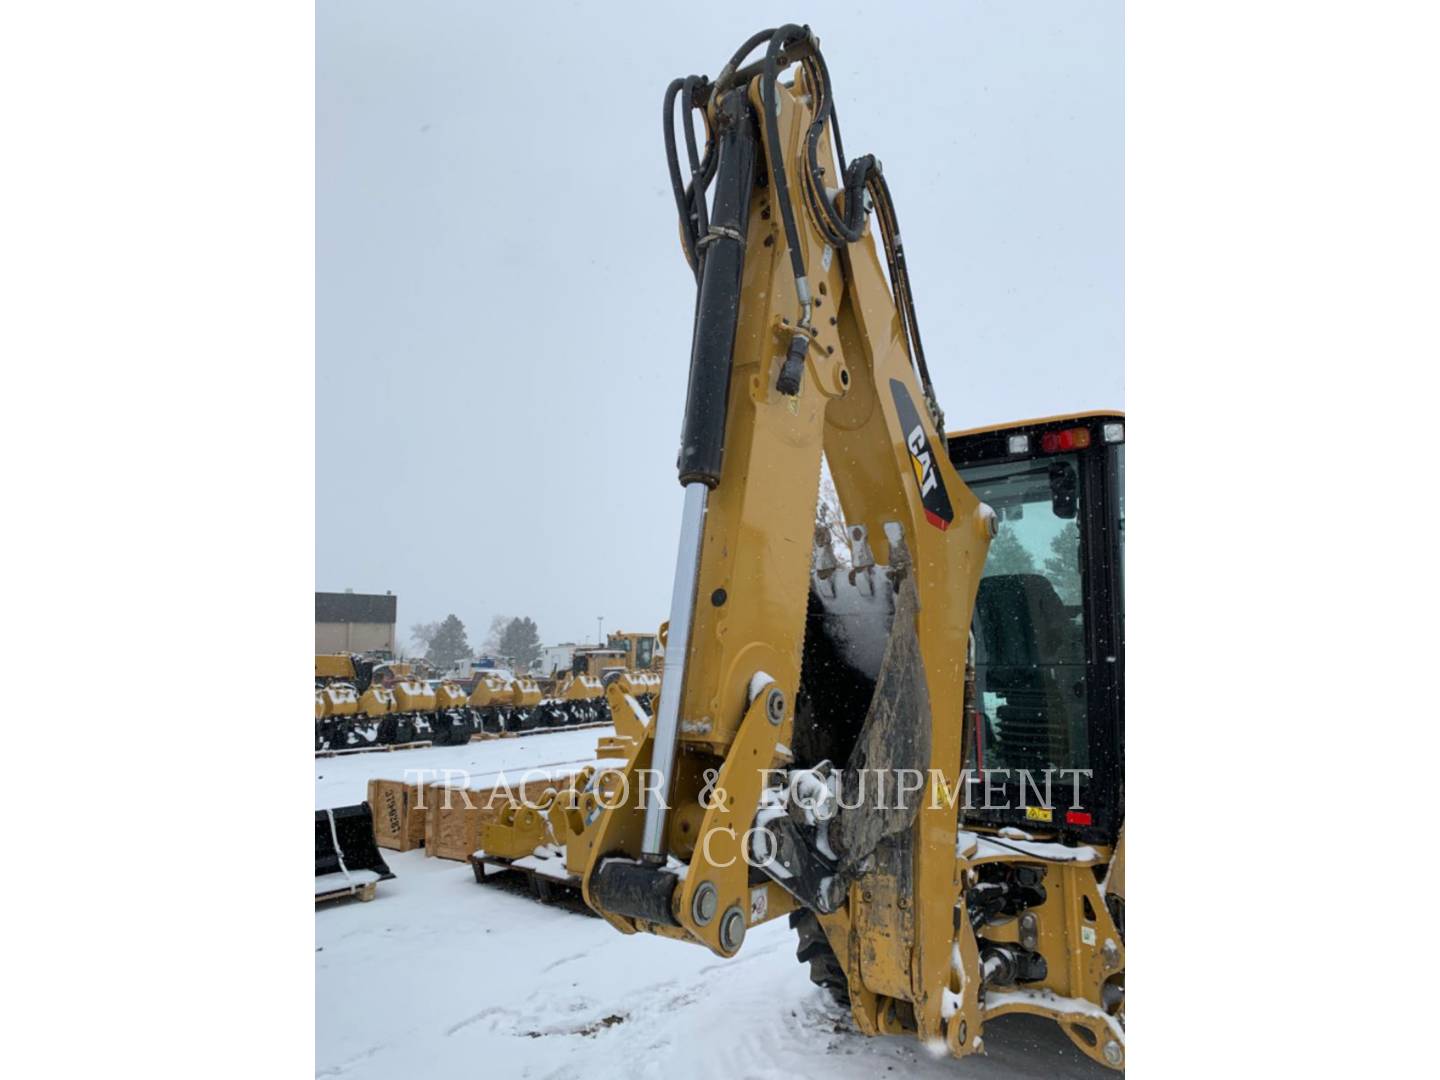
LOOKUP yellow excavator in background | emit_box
[606,630,662,674]
[573,25,1125,1069]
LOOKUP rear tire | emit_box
[790,909,850,1007]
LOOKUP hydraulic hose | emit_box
[649,27,952,859]
[759,24,814,323]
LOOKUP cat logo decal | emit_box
[889,379,953,531]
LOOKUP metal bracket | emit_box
[753,812,844,914]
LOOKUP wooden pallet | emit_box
[470,851,586,906]
[315,740,433,759]
[315,880,377,905]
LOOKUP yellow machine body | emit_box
[570,648,628,682]
[357,685,394,720]
[607,631,661,672]
[468,674,511,709]
[576,28,1124,1072]
[315,654,356,682]
[479,766,598,861]
[558,674,604,702]
[319,683,359,718]
[434,681,468,711]
[613,670,660,699]
[509,678,542,710]
[392,679,436,714]
[603,682,649,744]
[480,800,554,859]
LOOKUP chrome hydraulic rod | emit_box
[640,480,707,861]
[641,89,757,863]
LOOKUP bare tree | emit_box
[480,614,512,654]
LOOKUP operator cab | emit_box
[949,412,1124,845]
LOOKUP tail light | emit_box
[1041,427,1092,453]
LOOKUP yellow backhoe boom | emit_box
[577,25,1125,1070]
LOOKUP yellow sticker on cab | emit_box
[1025,806,1053,823]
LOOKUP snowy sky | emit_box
[316,0,1123,653]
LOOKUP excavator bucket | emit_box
[315,802,394,901]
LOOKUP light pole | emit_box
[597,616,604,648]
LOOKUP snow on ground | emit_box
[316,736,1113,1079]
[314,727,607,810]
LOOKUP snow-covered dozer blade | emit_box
[315,802,395,900]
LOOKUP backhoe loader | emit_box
[575,26,1125,1069]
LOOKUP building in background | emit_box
[538,643,581,678]
[316,590,397,655]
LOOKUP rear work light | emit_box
[1007,434,1030,454]
[1040,427,1093,453]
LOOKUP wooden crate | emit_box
[367,778,427,852]
[422,774,575,862]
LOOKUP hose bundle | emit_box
[662,25,945,433]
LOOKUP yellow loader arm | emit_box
[578,25,1124,1071]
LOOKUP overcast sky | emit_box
[317,1,1122,654]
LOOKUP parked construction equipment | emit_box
[553,26,1125,1070]
[605,631,662,673]
[315,651,654,751]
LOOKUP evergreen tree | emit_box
[983,527,1038,577]
[498,616,542,671]
[1044,521,1082,604]
[425,614,472,669]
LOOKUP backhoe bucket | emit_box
[315,802,394,900]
